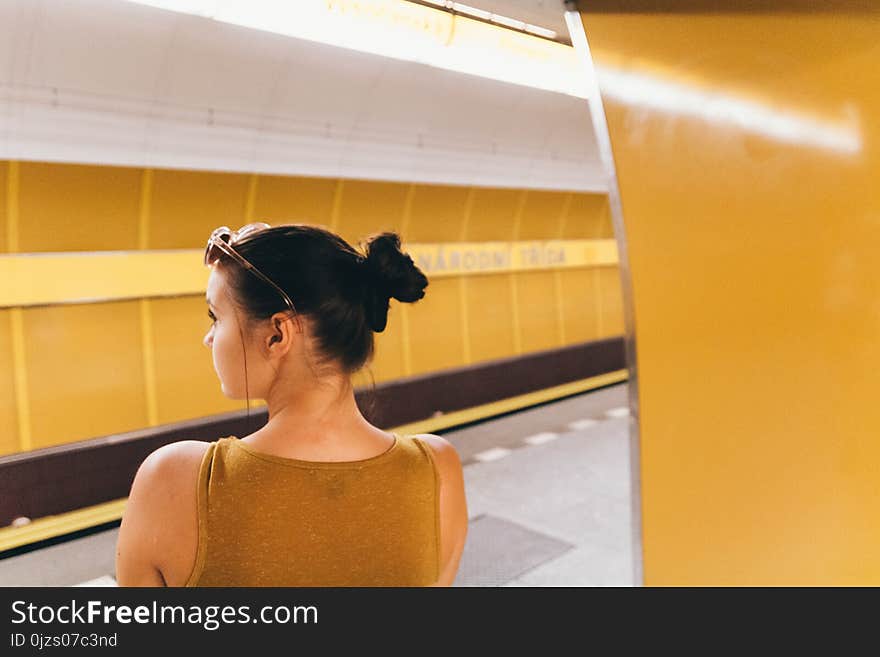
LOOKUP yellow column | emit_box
[508,190,528,355]
[6,161,19,253]
[329,179,344,233]
[10,309,30,452]
[400,305,413,376]
[244,173,259,224]
[580,4,880,584]
[7,161,32,452]
[593,195,607,337]
[554,193,573,346]
[137,169,159,426]
[399,183,415,237]
[458,187,476,365]
[400,183,417,374]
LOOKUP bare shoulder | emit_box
[116,440,212,586]
[411,433,467,513]
[124,441,210,509]
[123,439,212,531]
[139,440,212,478]
[412,434,463,472]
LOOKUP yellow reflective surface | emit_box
[581,5,880,584]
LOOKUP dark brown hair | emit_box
[215,223,428,376]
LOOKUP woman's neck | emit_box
[261,374,371,443]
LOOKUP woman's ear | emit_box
[266,313,296,354]
[264,313,304,355]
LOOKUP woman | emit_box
[115,222,468,586]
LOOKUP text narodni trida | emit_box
[415,245,566,274]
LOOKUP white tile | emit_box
[606,407,630,418]
[73,575,117,587]
[566,418,598,431]
[473,447,513,462]
[523,432,559,446]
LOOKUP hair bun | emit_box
[360,232,429,332]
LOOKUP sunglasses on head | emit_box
[204,223,297,317]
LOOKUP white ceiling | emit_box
[0,0,604,192]
[445,0,572,41]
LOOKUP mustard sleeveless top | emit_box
[183,433,441,587]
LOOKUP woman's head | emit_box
[202,223,428,401]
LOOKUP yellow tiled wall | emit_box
[335,180,410,245]
[1,161,9,253]
[517,270,564,354]
[149,169,250,249]
[17,162,142,252]
[252,175,338,227]
[406,184,471,242]
[465,188,522,241]
[23,302,149,450]
[0,309,18,456]
[465,275,518,363]
[0,161,623,455]
[406,276,467,374]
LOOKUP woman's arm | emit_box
[418,435,468,587]
[115,447,172,586]
[115,441,207,587]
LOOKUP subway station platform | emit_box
[0,383,634,587]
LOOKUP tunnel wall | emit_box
[0,161,624,456]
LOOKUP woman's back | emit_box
[116,224,467,586]
[185,433,440,587]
